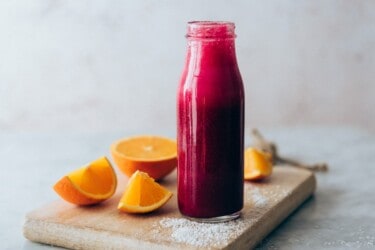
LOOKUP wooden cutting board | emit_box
[23,166,316,250]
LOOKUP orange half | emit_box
[53,157,117,205]
[111,136,177,180]
[244,148,273,181]
[118,170,172,213]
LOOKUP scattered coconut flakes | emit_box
[158,217,247,248]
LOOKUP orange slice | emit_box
[244,148,273,181]
[53,157,117,205]
[111,136,177,180]
[118,170,172,213]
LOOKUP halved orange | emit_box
[53,157,117,205]
[111,136,177,180]
[118,170,172,213]
[244,148,273,181]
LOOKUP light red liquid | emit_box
[177,25,244,218]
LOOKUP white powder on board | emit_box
[249,187,268,207]
[159,217,247,248]
[154,186,278,247]
[244,185,269,207]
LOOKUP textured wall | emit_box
[0,1,374,133]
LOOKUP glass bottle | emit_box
[177,21,245,222]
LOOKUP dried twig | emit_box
[251,129,328,172]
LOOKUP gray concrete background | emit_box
[1,1,374,133]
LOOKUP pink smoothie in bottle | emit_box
[177,21,244,222]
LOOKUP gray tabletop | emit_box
[1,127,374,249]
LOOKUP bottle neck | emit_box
[185,21,238,69]
[186,38,238,68]
[186,21,236,39]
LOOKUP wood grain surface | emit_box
[23,166,316,250]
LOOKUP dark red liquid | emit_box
[177,23,244,218]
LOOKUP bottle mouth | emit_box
[186,21,236,39]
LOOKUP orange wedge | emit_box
[244,148,273,181]
[53,157,117,205]
[118,170,172,213]
[111,136,177,180]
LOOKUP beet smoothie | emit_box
[177,21,244,221]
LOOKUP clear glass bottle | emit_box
[177,21,245,222]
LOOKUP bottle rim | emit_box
[186,21,236,39]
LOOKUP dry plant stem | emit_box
[251,129,328,172]
[276,156,328,172]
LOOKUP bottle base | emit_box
[182,211,241,223]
